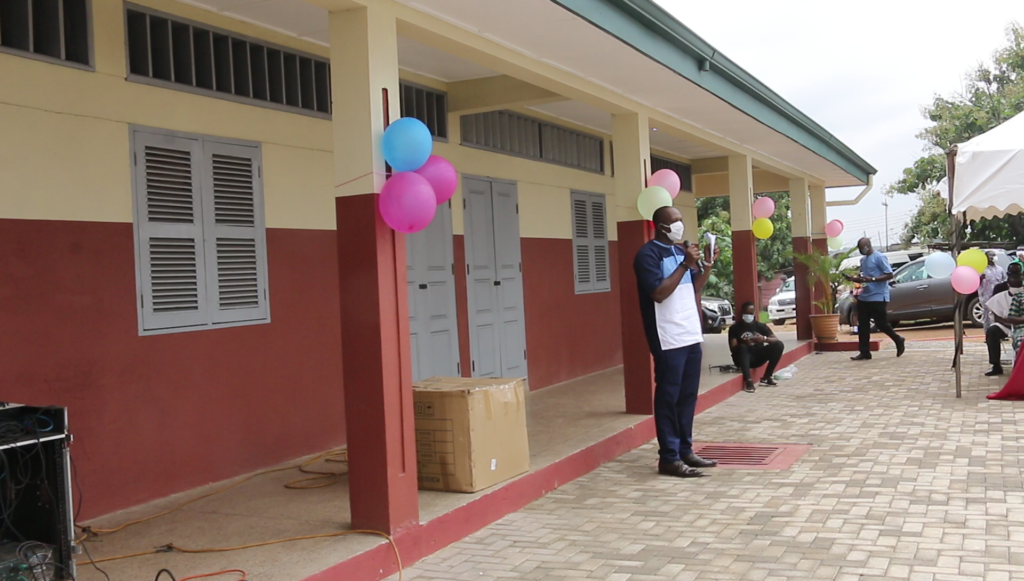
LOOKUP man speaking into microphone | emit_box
[634,206,720,478]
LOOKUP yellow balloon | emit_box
[957,248,987,275]
[752,218,774,240]
[636,186,672,221]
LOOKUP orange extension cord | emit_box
[76,450,404,580]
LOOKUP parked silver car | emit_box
[839,250,1015,328]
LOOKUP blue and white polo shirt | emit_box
[634,240,703,355]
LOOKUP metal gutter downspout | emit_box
[825,174,874,207]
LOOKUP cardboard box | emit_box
[413,376,530,492]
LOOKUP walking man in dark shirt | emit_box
[729,301,785,393]
[634,206,720,478]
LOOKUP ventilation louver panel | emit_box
[149,238,200,313]
[215,238,259,309]
[145,146,195,223]
[575,246,591,285]
[572,197,589,239]
[211,153,256,226]
[593,245,608,285]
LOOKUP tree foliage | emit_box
[889,23,1024,245]
[699,212,733,301]
[695,192,794,301]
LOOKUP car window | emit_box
[780,279,795,292]
[893,261,928,284]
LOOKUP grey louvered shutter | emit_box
[133,131,209,331]
[590,196,610,292]
[200,141,269,324]
[571,191,593,293]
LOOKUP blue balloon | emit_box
[382,117,433,172]
[924,252,956,279]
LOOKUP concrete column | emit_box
[675,190,698,245]
[789,178,812,340]
[809,184,828,314]
[611,112,656,415]
[728,155,759,312]
[330,4,418,535]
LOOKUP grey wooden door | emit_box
[462,177,528,379]
[407,199,460,381]
[491,180,527,378]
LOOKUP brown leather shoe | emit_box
[658,460,704,478]
[681,453,718,468]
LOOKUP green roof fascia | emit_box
[550,0,876,184]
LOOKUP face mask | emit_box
[742,314,755,323]
[662,221,685,242]
[1010,286,1023,295]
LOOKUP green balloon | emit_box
[637,186,672,221]
[827,236,843,250]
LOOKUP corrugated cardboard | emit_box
[413,376,530,492]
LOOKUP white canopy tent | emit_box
[947,110,1024,396]
[951,111,1024,220]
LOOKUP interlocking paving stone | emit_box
[390,343,1024,580]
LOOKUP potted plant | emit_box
[795,248,858,342]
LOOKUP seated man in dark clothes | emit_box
[728,301,785,393]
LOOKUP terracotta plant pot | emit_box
[810,313,841,343]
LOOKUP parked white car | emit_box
[767,277,796,325]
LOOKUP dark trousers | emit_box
[732,341,785,382]
[857,299,901,356]
[987,325,1009,366]
[653,343,702,463]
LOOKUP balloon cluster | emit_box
[636,169,682,220]
[923,248,988,294]
[379,118,458,233]
[752,197,776,239]
[825,220,845,250]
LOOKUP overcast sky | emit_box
[656,0,1024,247]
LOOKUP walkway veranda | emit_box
[75,335,807,581]
[390,339,1024,581]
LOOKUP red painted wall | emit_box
[521,239,622,390]
[0,218,344,520]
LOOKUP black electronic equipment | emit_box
[0,540,56,581]
[0,405,74,581]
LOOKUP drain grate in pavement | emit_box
[692,443,812,470]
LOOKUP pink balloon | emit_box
[415,155,458,204]
[649,169,681,198]
[379,172,437,234]
[752,196,775,219]
[825,219,845,238]
[950,265,981,295]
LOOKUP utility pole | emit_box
[882,198,889,250]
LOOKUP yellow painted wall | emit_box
[0,0,336,229]
[0,0,688,241]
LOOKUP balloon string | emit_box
[335,171,390,189]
